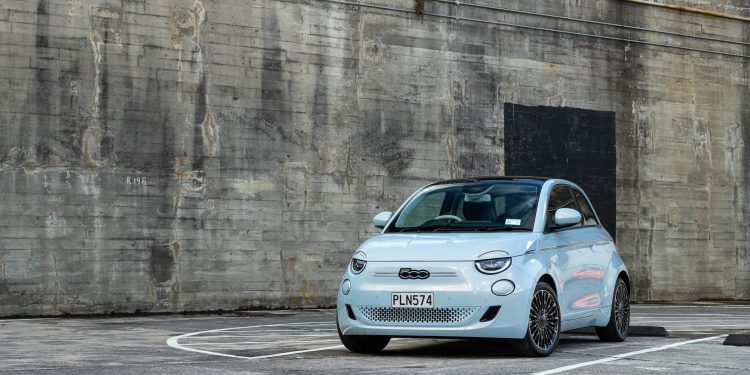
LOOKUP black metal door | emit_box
[504,103,616,238]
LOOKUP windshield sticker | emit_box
[505,219,521,226]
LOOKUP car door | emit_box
[545,185,602,326]
[570,187,612,313]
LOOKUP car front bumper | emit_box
[336,260,534,340]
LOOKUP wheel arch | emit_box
[603,250,629,306]
[618,270,630,291]
[538,274,557,294]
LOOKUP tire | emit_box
[596,278,630,342]
[337,317,390,354]
[516,281,561,357]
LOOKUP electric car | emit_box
[336,177,630,356]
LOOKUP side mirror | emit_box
[372,211,393,229]
[551,208,581,230]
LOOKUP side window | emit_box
[547,186,580,228]
[573,189,598,226]
[401,192,446,227]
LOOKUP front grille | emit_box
[355,306,479,325]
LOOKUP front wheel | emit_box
[337,318,390,354]
[596,278,630,342]
[516,281,560,357]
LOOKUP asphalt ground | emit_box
[1,303,748,374]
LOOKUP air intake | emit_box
[346,304,356,320]
[479,306,501,322]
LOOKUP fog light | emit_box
[342,279,351,295]
[492,280,515,296]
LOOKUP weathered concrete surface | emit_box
[0,0,748,315]
[0,304,749,374]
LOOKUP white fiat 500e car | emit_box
[337,177,630,356]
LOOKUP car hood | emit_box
[355,232,541,262]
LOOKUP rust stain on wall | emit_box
[89,6,122,44]
[442,134,459,178]
[81,127,102,169]
[148,240,181,308]
[88,6,122,116]
[200,113,219,157]
[173,153,204,212]
[171,0,220,166]
[171,0,206,48]
[300,281,317,303]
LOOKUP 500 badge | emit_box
[398,268,430,279]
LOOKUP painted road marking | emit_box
[634,313,750,317]
[235,345,345,360]
[534,334,726,375]
[634,305,750,309]
[180,338,340,346]
[166,321,341,360]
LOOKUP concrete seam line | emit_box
[622,0,750,22]
[436,0,750,47]
[322,0,750,59]
[533,334,727,375]
[166,321,339,360]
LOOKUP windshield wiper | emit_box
[475,226,531,232]
[436,226,530,232]
[399,225,530,232]
[398,225,454,232]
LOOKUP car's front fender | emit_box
[602,247,629,308]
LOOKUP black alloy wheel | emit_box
[516,281,560,356]
[596,277,630,342]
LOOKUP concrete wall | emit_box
[0,0,748,316]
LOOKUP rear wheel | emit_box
[337,317,390,354]
[516,281,560,357]
[596,278,630,342]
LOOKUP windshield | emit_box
[386,181,541,232]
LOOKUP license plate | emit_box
[391,292,434,308]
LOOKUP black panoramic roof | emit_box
[428,176,549,187]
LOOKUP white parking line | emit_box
[229,345,345,360]
[634,313,750,317]
[182,338,340,347]
[166,321,341,360]
[633,321,750,326]
[534,335,726,375]
[181,334,335,340]
[634,305,748,309]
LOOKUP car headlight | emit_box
[351,258,367,274]
[475,257,511,274]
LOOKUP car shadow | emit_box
[379,335,603,358]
